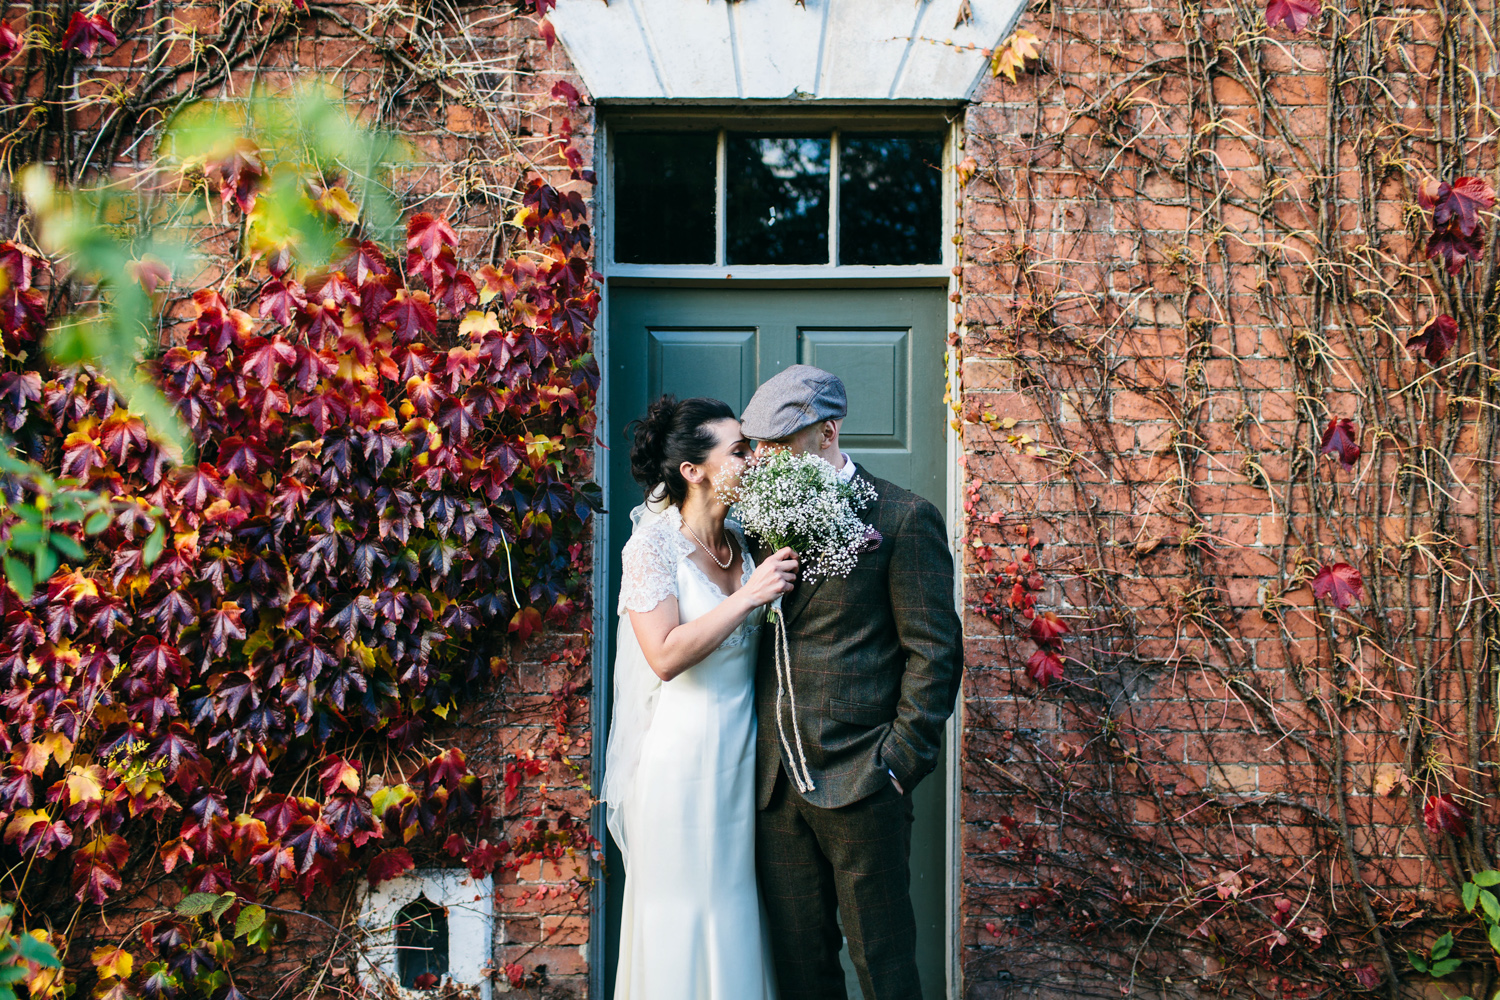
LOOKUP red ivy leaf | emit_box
[242,334,299,384]
[424,748,469,790]
[508,605,542,642]
[367,847,415,887]
[539,16,555,49]
[203,601,246,658]
[61,12,118,57]
[205,139,264,214]
[0,241,48,290]
[319,754,360,795]
[0,286,48,342]
[1432,176,1496,236]
[407,213,459,262]
[1424,793,1470,836]
[72,857,122,904]
[1025,648,1065,686]
[338,240,391,285]
[550,80,582,107]
[384,290,438,344]
[1265,0,1318,31]
[1407,314,1459,365]
[258,280,307,328]
[1311,562,1363,610]
[1427,224,1486,274]
[1028,611,1069,645]
[1318,417,1360,470]
[0,22,20,63]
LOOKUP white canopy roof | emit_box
[547,0,1025,103]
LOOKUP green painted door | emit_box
[604,286,951,998]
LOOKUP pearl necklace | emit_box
[683,520,734,569]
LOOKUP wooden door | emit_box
[604,285,951,998]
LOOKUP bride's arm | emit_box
[630,547,798,682]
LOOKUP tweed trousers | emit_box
[756,768,919,1000]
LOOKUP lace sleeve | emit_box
[618,508,691,614]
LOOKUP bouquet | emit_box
[718,449,879,585]
[715,450,878,796]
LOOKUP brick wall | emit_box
[11,2,601,996]
[955,0,1486,994]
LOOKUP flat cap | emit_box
[740,364,848,441]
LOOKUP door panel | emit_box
[606,286,950,999]
[800,328,909,446]
[647,328,759,410]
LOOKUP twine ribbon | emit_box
[769,601,816,795]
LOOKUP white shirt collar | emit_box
[835,452,855,482]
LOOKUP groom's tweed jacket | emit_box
[755,465,963,811]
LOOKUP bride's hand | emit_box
[740,547,798,608]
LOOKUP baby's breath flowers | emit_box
[715,450,877,585]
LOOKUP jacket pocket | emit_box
[829,697,892,727]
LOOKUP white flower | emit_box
[715,451,876,584]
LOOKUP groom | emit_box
[740,365,963,1000]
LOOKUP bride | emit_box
[604,395,798,1000]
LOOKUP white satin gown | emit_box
[605,503,776,1000]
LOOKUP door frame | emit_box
[587,107,967,999]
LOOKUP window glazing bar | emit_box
[715,128,728,267]
[828,129,840,266]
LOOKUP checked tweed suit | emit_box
[755,465,963,1000]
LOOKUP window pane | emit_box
[727,136,830,265]
[839,135,944,265]
[395,897,449,988]
[613,132,716,264]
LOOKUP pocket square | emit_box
[858,526,882,553]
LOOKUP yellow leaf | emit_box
[1373,765,1402,797]
[458,311,499,340]
[65,765,104,805]
[316,186,360,223]
[4,810,46,839]
[91,947,133,981]
[524,433,560,463]
[991,28,1041,82]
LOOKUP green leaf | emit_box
[0,964,28,984]
[49,533,85,562]
[1487,921,1500,954]
[142,523,165,566]
[233,905,265,938]
[32,542,57,584]
[49,501,83,523]
[1464,882,1479,911]
[1475,871,1500,887]
[15,934,60,968]
[2,558,32,600]
[1432,931,1454,960]
[175,892,220,916]
[84,511,112,535]
[1408,952,1429,974]
[8,522,42,552]
[1431,957,1462,977]
[1479,888,1497,922]
[210,893,237,921]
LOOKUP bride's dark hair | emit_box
[628,395,736,506]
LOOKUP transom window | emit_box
[612,130,945,267]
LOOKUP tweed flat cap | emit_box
[740,364,848,440]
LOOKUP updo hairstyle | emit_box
[628,395,736,507]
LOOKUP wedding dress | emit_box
[604,502,776,1000]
